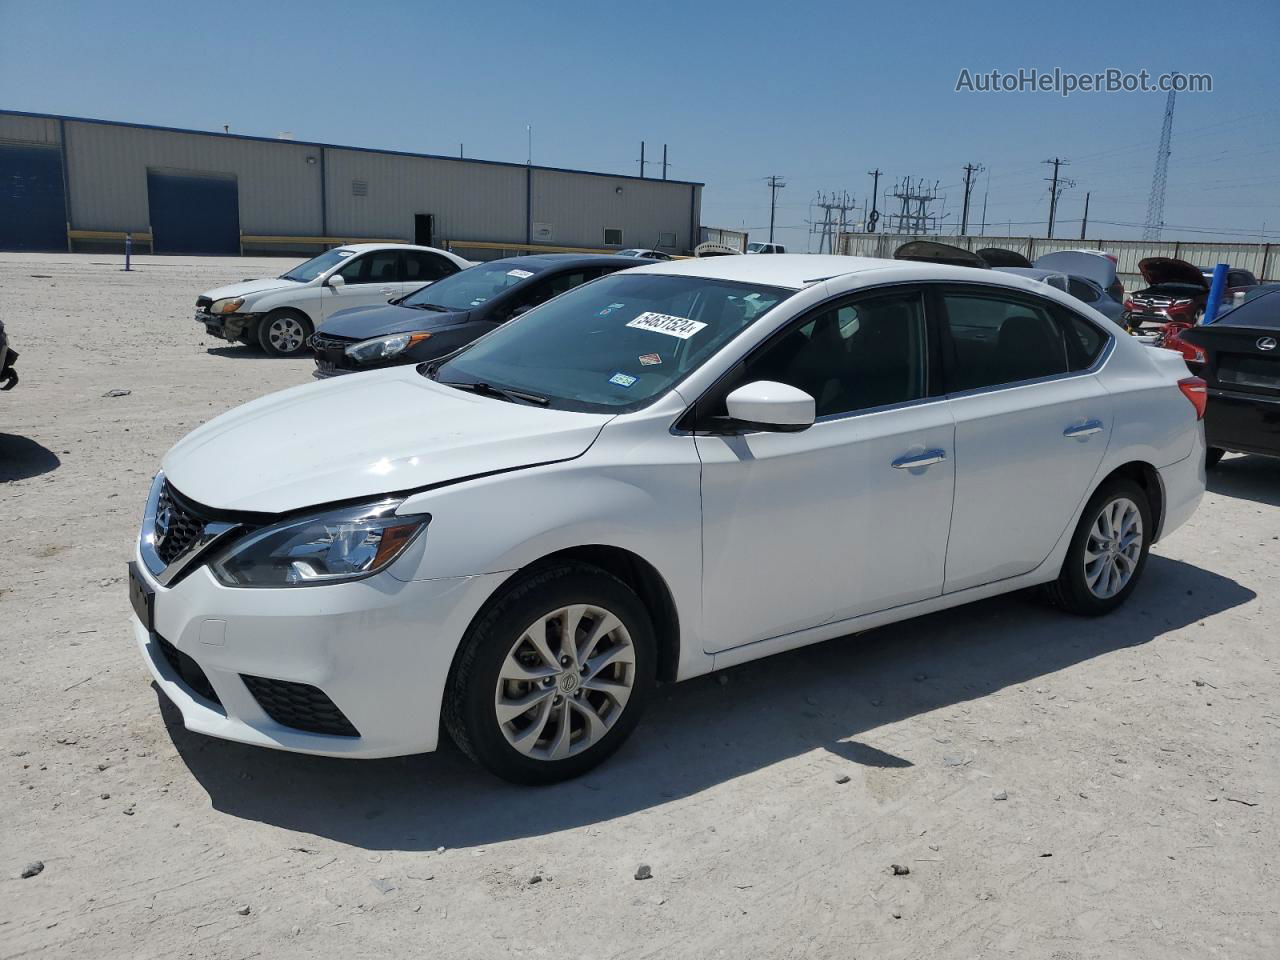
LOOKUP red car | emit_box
[1123,258,1258,332]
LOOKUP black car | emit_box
[0,318,17,392]
[310,254,641,376]
[1180,286,1280,466]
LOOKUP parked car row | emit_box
[141,250,1207,783]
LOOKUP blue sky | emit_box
[3,0,1278,250]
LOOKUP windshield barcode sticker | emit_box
[626,312,707,339]
[507,268,534,279]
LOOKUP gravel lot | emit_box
[2,252,1277,959]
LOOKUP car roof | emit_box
[336,242,451,254]
[486,253,645,270]
[625,253,1084,297]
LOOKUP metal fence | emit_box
[836,233,1280,290]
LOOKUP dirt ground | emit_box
[1,252,1277,960]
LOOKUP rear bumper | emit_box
[1204,388,1280,458]
[1155,431,1206,542]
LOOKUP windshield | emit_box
[402,260,544,311]
[280,248,356,282]
[431,272,793,412]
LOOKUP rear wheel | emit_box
[1044,478,1151,616]
[257,309,312,357]
[444,562,656,784]
[1205,447,1226,469]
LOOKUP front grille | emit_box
[196,296,212,313]
[156,634,222,706]
[309,333,356,351]
[154,481,207,566]
[241,675,360,737]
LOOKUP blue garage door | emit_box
[147,170,240,254]
[0,142,67,251]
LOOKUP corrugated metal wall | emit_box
[531,169,696,251]
[837,233,1280,288]
[0,113,61,145]
[0,111,703,254]
[323,149,526,243]
[63,120,323,235]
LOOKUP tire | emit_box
[1043,478,1152,616]
[444,561,656,785]
[1205,447,1226,469]
[257,309,313,357]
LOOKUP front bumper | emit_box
[131,550,509,758]
[196,311,258,341]
[1204,388,1280,459]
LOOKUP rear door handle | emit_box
[892,449,947,469]
[1064,419,1104,438]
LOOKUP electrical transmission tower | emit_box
[888,178,943,234]
[1143,89,1177,241]
[808,191,858,253]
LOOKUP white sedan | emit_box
[194,243,472,356]
[131,255,1205,783]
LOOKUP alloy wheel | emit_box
[494,603,635,761]
[267,316,306,354]
[1083,496,1143,599]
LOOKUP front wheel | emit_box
[257,309,313,357]
[1043,478,1152,616]
[444,562,656,784]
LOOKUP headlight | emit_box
[210,500,429,587]
[1172,298,1193,306]
[344,332,431,364]
[211,297,246,314]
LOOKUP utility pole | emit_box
[765,175,786,243]
[960,163,983,235]
[866,169,882,231]
[639,141,646,178]
[1042,157,1074,238]
[1080,191,1090,240]
[661,144,669,181]
[979,167,990,236]
[526,126,532,165]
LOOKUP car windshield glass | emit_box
[430,273,793,412]
[402,261,544,311]
[280,248,356,282]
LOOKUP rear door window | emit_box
[940,289,1074,391]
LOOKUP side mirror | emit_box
[326,273,345,288]
[723,381,815,432]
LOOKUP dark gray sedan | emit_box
[310,254,640,377]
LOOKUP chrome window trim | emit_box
[139,472,242,587]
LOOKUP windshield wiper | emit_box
[438,380,549,406]
[409,302,450,312]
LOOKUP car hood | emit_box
[162,366,612,513]
[320,303,471,338]
[1033,251,1117,288]
[201,277,304,301]
[1138,257,1208,289]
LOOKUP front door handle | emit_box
[892,449,947,469]
[1064,419,1104,438]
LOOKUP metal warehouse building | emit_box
[0,110,703,259]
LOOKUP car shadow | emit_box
[1208,453,1280,507]
[164,555,1253,851]
[203,345,287,360]
[0,433,61,481]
